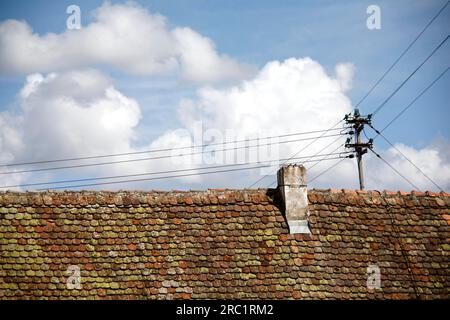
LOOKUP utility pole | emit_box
[344,109,373,190]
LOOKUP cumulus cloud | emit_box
[310,141,450,192]
[173,27,252,83]
[0,57,356,189]
[18,70,141,159]
[0,2,253,83]
[365,141,450,191]
[0,70,143,188]
[1,57,448,192]
[155,57,450,191]
[0,114,28,188]
[335,63,354,92]
[153,57,355,186]
[177,58,352,135]
[0,69,210,190]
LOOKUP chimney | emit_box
[277,164,310,234]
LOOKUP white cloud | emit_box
[0,70,143,188]
[366,141,450,191]
[19,70,141,158]
[177,57,353,134]
[0,69,208,190]
[310,139,450,192]
[1,57,355,189]
[173,27,253,83]
[1,57,448,192]
[155,57,450,191]
[155,57,355,186]
[335,63,354,92]
[0,2,253,83]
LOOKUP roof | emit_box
[0,188,449,299]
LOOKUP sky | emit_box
[0,0,449,192]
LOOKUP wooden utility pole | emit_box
[345,109,373,190]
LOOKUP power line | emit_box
[376,131,442,191]
[0,132,345,176]
[247,119,345,188]
[355,0,449,109]
[0,127,343,168]
[368,148,421,191]
[265,135,346,188]
[385,205,420,300]
[309,157,349,183]
[300,135,344,169]
[32,156,352,191]
[368,124,443,192]
[308,141,345,170]
[377,66,449,134]
[371,33,449,116]
[0,152,351,190]
[365,68,448,192]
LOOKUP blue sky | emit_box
[0,0,449,191]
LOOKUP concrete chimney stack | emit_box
[277,164,310,234]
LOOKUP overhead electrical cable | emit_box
[371,34,449,116]
[307,139,346,171]
[32,156,352,191]
[0,152,351,189]
[354,0,449,109]
[368,148,421,191]
[247,119,345,188]
[265,135,346,188]
[309,158,348,183]
[368,124,443,192]
[0,127,343,168]
[0,132,345,175]
[376,67,449,134]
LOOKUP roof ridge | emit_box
[1,188,449,197]
[309,188,449,197]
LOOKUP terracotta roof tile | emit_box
[0,189,449,300]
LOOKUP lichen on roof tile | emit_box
[0,189,449,300]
